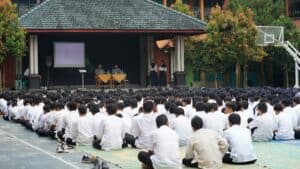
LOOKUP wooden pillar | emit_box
[200,0,205,20]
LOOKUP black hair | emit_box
[143,101,153,113]
[191,116,203,130]
[78,105,87,115]
[240,100,249,110]
[43,104,51,113]
[274,103,283,112]
[67,101,77,111]
[228,113,241,125]
[106,103,117,115]
[257,102,267,113]
[281,99,292,107]
[89,103,100,115]
[156,114,168,128]
[195,102,205,112]
[175,108,185,116]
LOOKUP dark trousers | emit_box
[93,138,102,150]
[124,133,137,148]
[138,151,154,169]
[295,129,300,139]
[92,137,128,150]
[182,158,198,168]
[36,129,49,137]
[223,153,256,164]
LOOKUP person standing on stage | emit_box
[158,60,167,86]
[149,60,158,86]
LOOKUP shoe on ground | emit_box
[81,155,92,163]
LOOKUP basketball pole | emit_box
[257,26,300,88]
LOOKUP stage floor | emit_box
[1,118,300,169]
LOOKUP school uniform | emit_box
[156,104,167,114]
[274,112,295,140]
[70,115,94,145]
[237,109,253,128]
[223,125,257,164]
[204,111,227,136]
[283,107,298,130]
[158,65,167,86]
[61,110,79,141]
[183,129,228,169]
[149,64,158,86]
[169,115,192,146]
[95,115,126,151]
[190,110,207,121]
[248,113,275,142]
[130,112,157,149]
[138,125,181,169]
[183,105,196,119]
[91,112,107,136]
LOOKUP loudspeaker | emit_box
[45,56,52,67]
[173,71,186,87]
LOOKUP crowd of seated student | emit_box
[0,87,300,169]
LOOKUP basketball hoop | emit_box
[256,26,284,46]
[256,26,300,88]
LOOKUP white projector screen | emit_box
[54,42,85,68]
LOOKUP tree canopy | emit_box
[0,0,26,63]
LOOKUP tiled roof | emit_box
[19,0,205,33]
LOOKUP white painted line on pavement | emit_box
[0,128,81,169]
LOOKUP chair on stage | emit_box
[111,73,127,88]
[96,74,112,88]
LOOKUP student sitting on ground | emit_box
[70,105,94,145]
[273,103,295,140]
[93,103,126,151]
[138,114,181,169]
[204,103,227,136]
[248,102,275,142]
[182,116,228,169]
[36,104,52,137]
[125,101,156,149]
[169,107,192,146]
[58,101,79,146]
[223,113,257,164]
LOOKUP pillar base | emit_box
[173,71,186,87]
[29,74,41,89]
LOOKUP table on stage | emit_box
[96,73,127,88]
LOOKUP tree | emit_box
[203,6,266,88]
[227,0,299,87]
[0,0,26,88]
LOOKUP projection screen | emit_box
[54,42,85,68]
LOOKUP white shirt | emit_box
[274,112,295,140]
[248,113,275,142]
[183,105,195,118]
[293,104,300,128]
[224,125,257,163]
[62,110,79,139]
[169,115,192,146]
[53,109,68,132]
[157,104,167,114]
[71,115,94,145]
[149,125,181,169]
[131,112,156,149]
[237,109,253,128]
[91,112,107,136]
[284,107,298,129]
[204,111,227,136]
[189,110,207,121]
[97,115,125,151]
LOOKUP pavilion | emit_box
[18,0,205,89]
